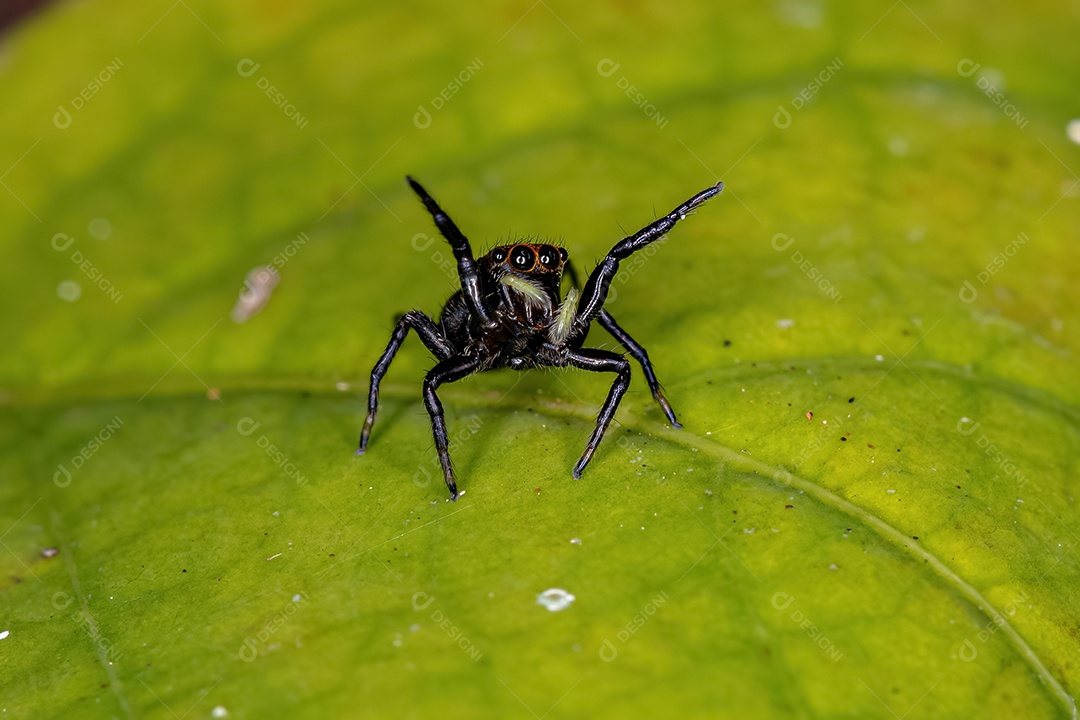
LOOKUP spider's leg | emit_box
[422,354,483,500]
[358,311,452,454]
[565,348,632,479]
[596,309,681,429]
[571,182,723,339]
[406,176,495,327]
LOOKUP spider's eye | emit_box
[492,248,507,263]
[510,245,535,271]
[558,247,568,262]
[537,245,560,270]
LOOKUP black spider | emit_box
[356,176,723,500]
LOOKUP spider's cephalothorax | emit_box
[357,176,724,500]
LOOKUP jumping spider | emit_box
[357,176,723,500]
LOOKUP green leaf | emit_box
[2,1,1078,718]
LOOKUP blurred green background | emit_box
[1,1,1078,718]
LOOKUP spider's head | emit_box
[482,243,568,315]
[487,243,567,278]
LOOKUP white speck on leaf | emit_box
[536,588,575,612]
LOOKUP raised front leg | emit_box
[421,355,483,500]
[358,311,453,454]
[572,182,723,339]
[597,309,681,428]
[564,260,682,428]
[407,176,495,327]
[566,348,632,479]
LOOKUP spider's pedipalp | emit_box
[549,288,579,345]
[500,273,552,313]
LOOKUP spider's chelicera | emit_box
[357,176,723,500]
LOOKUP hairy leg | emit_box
[407,176,495,327]
[572,182,723,339]
[597,309,681,428]
[565,348,632,478]
[358,311,452,453]
[421,355,483,500]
